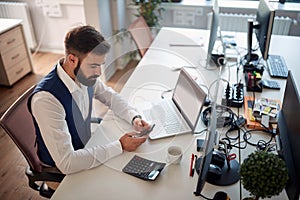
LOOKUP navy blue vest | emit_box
[28,65,94,166]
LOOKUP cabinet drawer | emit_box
[2,44,28,70]
[0,25,23,52]
[6,58,31,85]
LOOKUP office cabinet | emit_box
[0,19,33,86]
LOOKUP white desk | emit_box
[51,27,300,200]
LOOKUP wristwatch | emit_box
[131,115,142,125]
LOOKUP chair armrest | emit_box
[91,117,102,124]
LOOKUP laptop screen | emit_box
[172,69,207,129]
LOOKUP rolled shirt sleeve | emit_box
[31,90,124,174]
[93,79,140,123]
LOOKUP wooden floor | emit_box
[0,52,137,199]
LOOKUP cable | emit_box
[220,132,248,150]
[256,140,277,152]
[222,125,276,151]
[198,193,212,200]
[201,105,235,127]
[31,19,47,56]
[225,127,240,140]
[207,78,229,102]
[194,128,208,135]
[160,89,173,99]
[218,139,232,155]
[242,128,274,148]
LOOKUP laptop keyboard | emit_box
[143,100,189,135]
[267,55,288,78]
[164,122,187,134]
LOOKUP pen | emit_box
[189,153,195,177]
[193,155,198,176]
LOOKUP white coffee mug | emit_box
[166,146,183,164]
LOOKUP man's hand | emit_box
[132,118,151,132]
[119,133,146,152]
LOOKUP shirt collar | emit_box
[57,58,88,94]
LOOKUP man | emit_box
[28,25,149,175]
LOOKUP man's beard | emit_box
[74,61,98,86]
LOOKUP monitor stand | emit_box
[206,159,240,186]
[246,19,259,63]
[195,156,240,186]
[211,53,226,66]
[207,28,226,68]
[243,19,261,73]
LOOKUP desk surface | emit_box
[51,27,299,200]
[0,18,22,34]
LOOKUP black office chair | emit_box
[0,85,65,198]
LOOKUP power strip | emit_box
[222,83,244,108]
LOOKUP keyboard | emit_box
[122,155,166,181]
[143,100,189,135]
[267,55,288,78]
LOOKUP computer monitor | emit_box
[194,68,239,197]
[277,71,300,200]
[206,0,224,67]
[194,80,219,196]
[245,0,275,64]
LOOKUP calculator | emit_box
[122,155,166,181]
[262,80,281,90]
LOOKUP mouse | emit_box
[208,164,222,179]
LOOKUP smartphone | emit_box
[136,124,156,137]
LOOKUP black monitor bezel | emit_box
[277,71,300,200]
[255,0,275,61]
[245,0,275,65]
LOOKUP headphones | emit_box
[201,105,235,127]
[213,191,230,200]
[243,63,264,75]
[241,54,265,75]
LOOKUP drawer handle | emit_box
[7,38,16,45]
[11,54,20,60]
[15,68,24,75]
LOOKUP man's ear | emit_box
[67,54,79,67]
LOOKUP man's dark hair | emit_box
[64,25,110,59]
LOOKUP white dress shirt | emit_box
[31,60,139,174]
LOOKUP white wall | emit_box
[126,1,300,36]
[83,0,117,81]
[82,0,100,31]
[7,0,299,59]
[95,0,116,81]
[7,0,86,54]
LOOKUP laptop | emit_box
[142,69,207,140]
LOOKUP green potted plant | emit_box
[130,0,165,28]
[240,150,289,200]
[113,0,166,66]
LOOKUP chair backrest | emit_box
[0,85,43,172]
[128,16,154,57]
